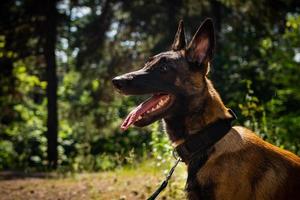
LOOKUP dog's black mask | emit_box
[112,51,187,130]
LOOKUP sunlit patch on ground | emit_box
[0,161,187,200]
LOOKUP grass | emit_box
[0,160,187,200]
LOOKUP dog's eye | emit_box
[160,65,168,73]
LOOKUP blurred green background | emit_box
[0,0,300,173]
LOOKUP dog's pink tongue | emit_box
[121,94,166,131]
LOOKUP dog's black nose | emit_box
[112,76,128,90]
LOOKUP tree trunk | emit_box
[44,0,58,169]
[211,0,222,48]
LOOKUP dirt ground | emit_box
[0,163,186,200]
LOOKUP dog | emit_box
[112,18,300,200]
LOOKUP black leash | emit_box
[147,157,182,200]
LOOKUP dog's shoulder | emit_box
[232,126,300,165]
[195,125,300,200]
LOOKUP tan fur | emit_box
[170,66,300,199]
[185,75,300,200]
[195,122,300,200]
[185,77,232,133]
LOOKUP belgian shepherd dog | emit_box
[112,18,300,200]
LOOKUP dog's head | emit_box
[112,18,215,131]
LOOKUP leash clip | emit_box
[172,148,180,160]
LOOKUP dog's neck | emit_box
[163,77,232,144]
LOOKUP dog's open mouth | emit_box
[121,93,174,131]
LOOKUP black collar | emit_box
[175,109,237,163]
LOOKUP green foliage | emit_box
[237,14,300,153]
[0,60,47,170]
[150,122,173,166]
[0,0,299,172]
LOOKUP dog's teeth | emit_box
[163,96,169,101]
[146,98,170,115]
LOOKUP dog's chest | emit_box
[185,151,240,200]
[185,151,217,200]
[185,129,246,200]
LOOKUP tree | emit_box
[44,0,59,169]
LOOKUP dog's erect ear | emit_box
[186,18,215,65]
[172,20,186,51]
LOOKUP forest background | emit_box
[0,0,300,174]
